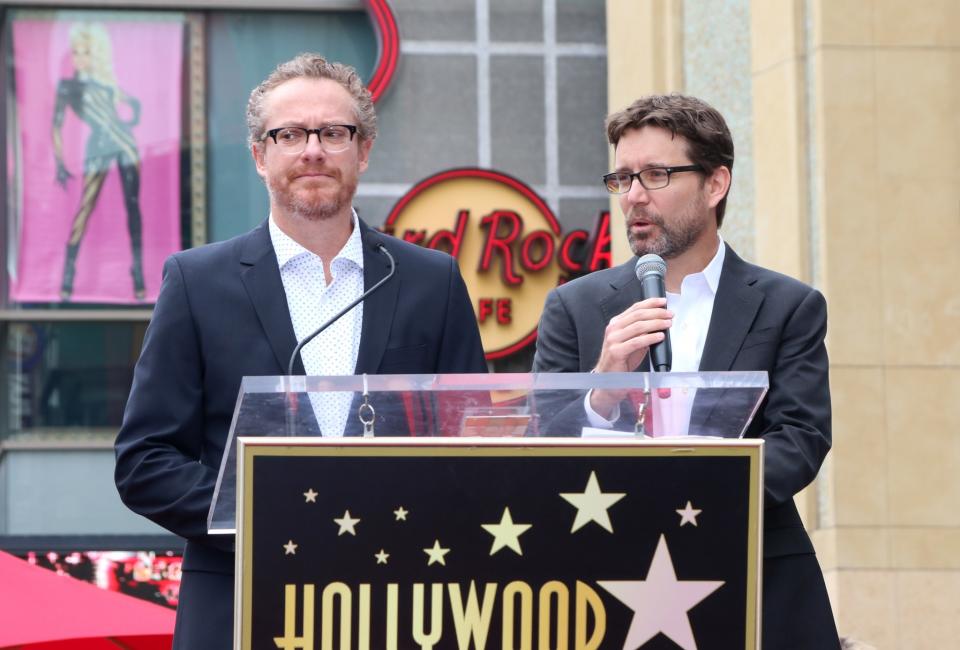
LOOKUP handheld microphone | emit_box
[286,243,396,376]
[634,253,672,372]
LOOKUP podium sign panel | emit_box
[236,438,763,650]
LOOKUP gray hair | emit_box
[246,53,377,148]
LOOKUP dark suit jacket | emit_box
[114,219,486,647]
[533,243,839,648]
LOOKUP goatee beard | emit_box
[285,192,345,221]
[269,176,357,222]
[627,202,707,260]
[628,224,697,259]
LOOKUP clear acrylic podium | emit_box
[212,372,768,649]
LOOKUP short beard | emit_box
[268,175,357,222]
[627,194,709,259]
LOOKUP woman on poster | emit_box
[52,22,145,301]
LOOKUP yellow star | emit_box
[283,540,298,555]
[559,471,626,533]
[676,501,702,527]
[481,507,532,556]
[423,540,450,566]
[375,549,390,564]
[334,510,361,536]
[303,488,318,503]
[394,506,409,521]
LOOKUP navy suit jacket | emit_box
[115,219,487,574]
[533,243,839,647]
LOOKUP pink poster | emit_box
[10,18,184,304]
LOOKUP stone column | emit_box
[754,1,960,646]
[605,0,684,263]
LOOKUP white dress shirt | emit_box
[586,236,726,434]
[269,212,364,437]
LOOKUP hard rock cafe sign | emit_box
[385,169,611,360]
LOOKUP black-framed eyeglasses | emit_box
[262,125,358,154]
[602,165,704,194]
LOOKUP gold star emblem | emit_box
[423,540,450,566]
[676,501,702,527]
[481,507,532,556]
[394,506,409,521]
[559,471,626,533]
[283,540,298,555]
[303,488,318,503]
[375,549,390,564]
[334,510,361,536]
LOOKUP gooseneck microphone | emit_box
[286,242,396,377]
[634,253,672,372]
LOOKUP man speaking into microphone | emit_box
[533,94,839,648]
[114,54,486,649]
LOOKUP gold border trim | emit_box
[236,437,763,649]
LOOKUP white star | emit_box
[303,488,318,503]
[559,471,626,533]
[481,507,532,556]
[676,501,702,527]
[597,535,724,650]
[375,549,389,564]
[423,540,450,566]
[334,510,360,536]
[394,506,409,521]
[283,540,298,555]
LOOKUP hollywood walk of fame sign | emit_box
[235,437,763,650]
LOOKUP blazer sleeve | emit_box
[533,287,583,373]
[531,287,604,436]
[114,257,230,550]
[754,288,832,508]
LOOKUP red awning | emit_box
[0,551,175,649]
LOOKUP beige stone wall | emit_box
[608,0,960,646]
[806,1,960,646]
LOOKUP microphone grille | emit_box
[635,253,666,280]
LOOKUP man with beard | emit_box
[114,54,486,649]
[533,94,840,648]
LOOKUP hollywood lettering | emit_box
[272,579,607,650]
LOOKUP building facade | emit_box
[1,0,957,646]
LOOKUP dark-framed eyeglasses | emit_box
[602,165,704,194]
[262,124,358,154]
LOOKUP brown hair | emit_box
[606,93,734,226]
[246,53,377,148]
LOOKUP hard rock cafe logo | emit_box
[385,169,611,359]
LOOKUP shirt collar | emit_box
[268,209,365,270]
[673,233,725,297]
[702,233,725,294]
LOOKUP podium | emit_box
[211,372,768,650]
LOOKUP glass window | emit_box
[2,320,146,440]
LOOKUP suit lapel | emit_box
[699,244,763,371]
[354,222,400,374]
[599,258,643,323]
[238,222,304,375]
